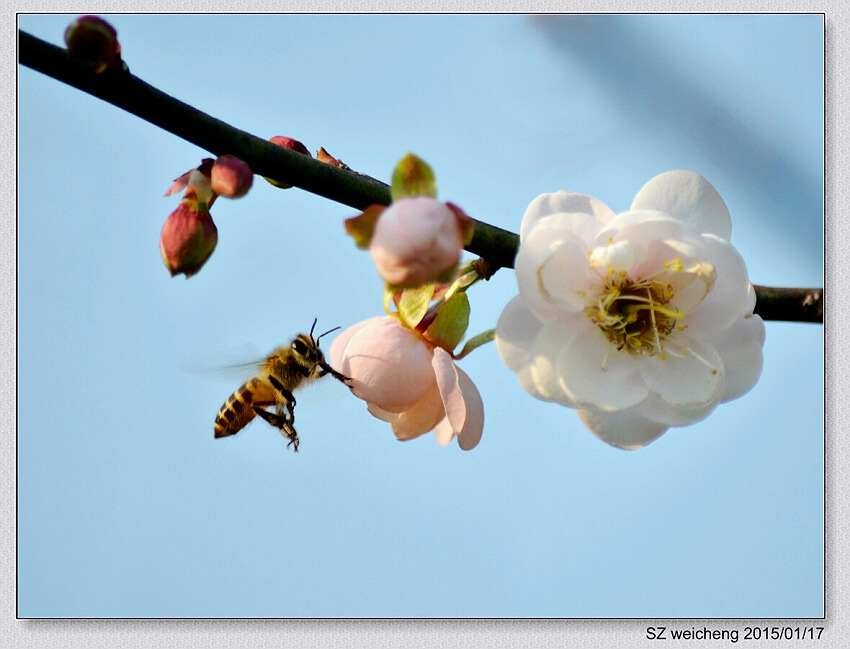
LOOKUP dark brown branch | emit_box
[751,285,823,323]
[17,30,519,269]
[17,30,822,323]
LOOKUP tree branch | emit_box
[18,29,822,323]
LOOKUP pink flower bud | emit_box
[265,136,312,188]
[159,200,218,278]
[63,15,122,73]
[210,155,253,198]
[330,316,484,449]
[369,196,465,287]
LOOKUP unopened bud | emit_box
[369,196,465,287]
[265,136,311,188]
[211,155,253,198]
[64,15,122,73]
[159,200,218,278]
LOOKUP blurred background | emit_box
[17,14,823,618]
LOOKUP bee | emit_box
[213,320,350,452]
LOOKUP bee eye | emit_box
[292,340,308,355]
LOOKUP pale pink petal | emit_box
[367,402,399,423]
[638,335,724,409]
[432,347,465,432]
[630,171,732,240]
[334,317,435,412]
[556,326,649,410]
[520,191,614,241]
[578,408,669,450]
[164,172,190,196]
[455,367,484,450]
[329,316,383,368]
[433,417,454,446]
[391,382,445,440]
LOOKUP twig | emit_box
[17,30,823,323]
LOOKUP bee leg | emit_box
[267,375,297,423]
[253,406,300,453]
[318,362,353,387]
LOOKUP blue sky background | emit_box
[17,14,823,619]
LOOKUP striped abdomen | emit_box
[214,377,277,438]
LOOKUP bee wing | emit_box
[180,343,267,384]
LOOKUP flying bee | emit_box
[213,320,351,452]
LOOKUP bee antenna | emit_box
[309,317,318,342]
[316,326,341,345]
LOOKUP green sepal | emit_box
[391,153,437,201]
[344,204,385,249]
[383,283,397,315]
[397,283,435,329]
[453,328,495,360]
[425,292,470,353]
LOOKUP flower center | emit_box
[585,269,684,358]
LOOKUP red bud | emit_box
[64,15,122,73]
[159,201,218,278]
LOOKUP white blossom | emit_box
[496,171,765,449]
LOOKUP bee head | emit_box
[290,320,341,368]
[308,318,341,349]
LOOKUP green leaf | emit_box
[425,292,470,353]
[391,153,437,201]
[397,283,435,329]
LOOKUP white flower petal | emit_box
[515,234,571,323]
[684,235,752,335]
[521,191,615,241]
[639,335,724,410]
[635,392,719,427]
[708,314,766,402]
[538,239,596,312]
[744,281,757,314]
[527,211,604,249]
[495,295,541,376]
[578,408,669,450]
[530,317,585,407]
[556,325,649,411]
[630,171,732,241]
[588,240,642,273]
[596,210,684,253]
[516,218,600,322]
